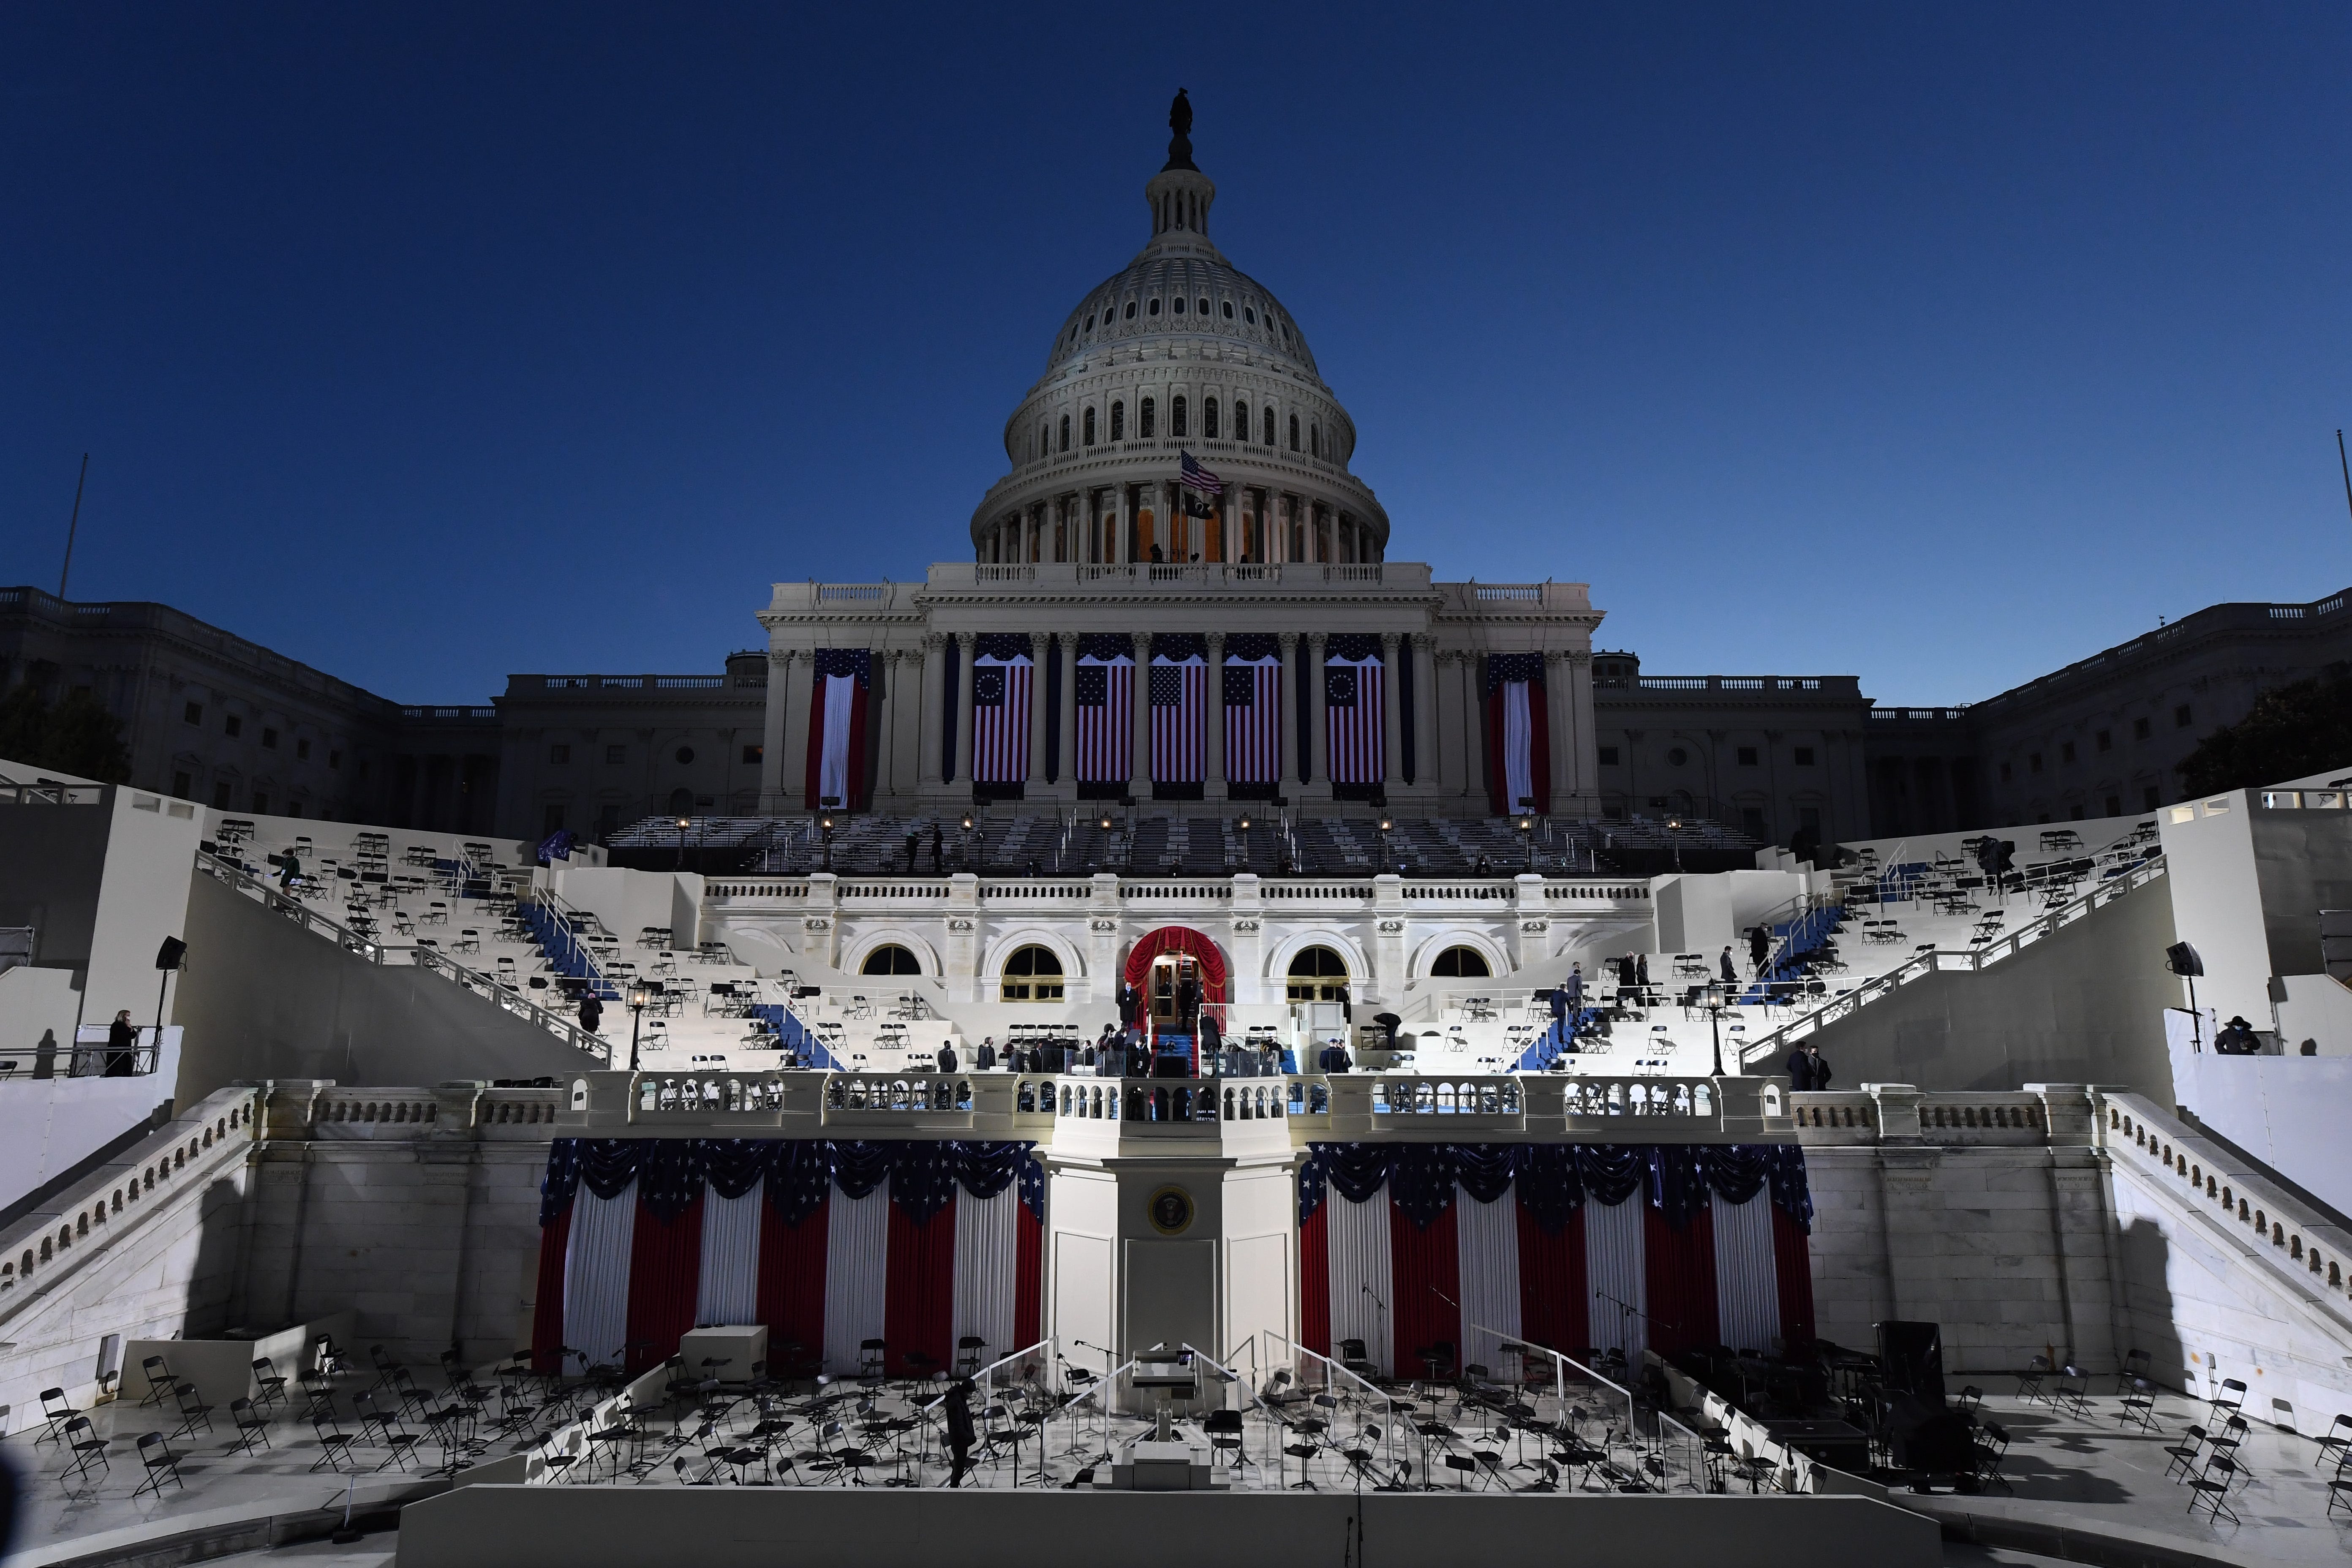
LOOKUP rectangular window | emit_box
[1597,746,1621,766]
[183,702,202,724]
[1793,747,1816,766]
[2095,730,2111,753]
[543,804,567,834]
[606,744,627,765]
[1736,746,1759,766]
[296,738,310,760]
[550,744,572,764]
[2143,785,2161,811]
[261,727,278,749]
[225,714,242,738]
[172,771,191,798]
[2028,753,2042,774]
[213,782,232,808]
[2134,716,2151,741]
[2175,704,2193,729]
[2104,794,2121,817]
[742,744,763,765]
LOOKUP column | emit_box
[775,651,808,811]
[1544,651,1574,814]
[1568,651,1599,817]
[1307,632,1329,795]
[1206,631,1227,802]
[1277,633,1300,790]
[1379,632,1405,792]
[953,631,977,787]
[1127,632,1151,801]
[1027,631,1050,789]
[1412,634,1438,798]
[1057,632,1079,800]
[885,648,918,805]
[918,634,947,787]
[760,649,793,812]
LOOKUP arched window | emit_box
[1149,298,1162,317]
[1084,313,1094,332]
[1111,401,1125,441]
[1288,414,1300,452]
[1197,297,1209,317]
[1173,397,1188,438]
[1203,398,1219,439]
[1309,423,1320,458]
[1037,422,1048,461]
[1263,407,1276,445]
[1141,398,1157,438]
[1430,946,1492,978]
[1287,946,1350,1003]
[1171,297,1185,315]
[1083,407,1096,446]
[862,945,922,976]
[1234,402,1249,443]
[1059,414,1070,453]
[1001,945,1065,1002]
[1245,305,1258,324]
[1125,300,1137,320]
[1222,299,1234,319]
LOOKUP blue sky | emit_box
[5,5,2348,705]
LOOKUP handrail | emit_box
[1737,855,2167,1069]
[195,849,609,1064]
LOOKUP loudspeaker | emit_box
[154,936,188,971]
[1876,1320,1945,1407]
[2167,942,2205,978]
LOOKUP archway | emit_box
[1121,926,1229,1000]
[1122,927,1230,1076]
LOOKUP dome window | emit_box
[1234,401,1249,441]
[1203,398,1219,440]
[1222,300,1234,319]
[1125,301,1138,320]
[1141,398,1156,438]
[1309,423,1320,458]
[1288,414,1300,452]
[1262,407,1275,445]
[1059,414,1070,453]
[1085,313,1095,332]
[1244,306,1257,324]
[1171,297,1185,315]
[1111,401,1125,441]
[1172,397,1187,438]
[1198,297,1209,316]
[1083,407,1097,446]
[1149,298,1162,317]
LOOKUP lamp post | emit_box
[1704,980,1728,1077]
[1377,814,1394,872]
[627,982,651,1073]
[1517,813,1535,871]
[1666,815,1684,872]
[959,811,975,872]
[675,816,691,871]
[819,811,836,872]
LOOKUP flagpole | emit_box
[58,452,90,599]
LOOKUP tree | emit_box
[2177,671,2352,798]
[0,684,133,784]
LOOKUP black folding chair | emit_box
[171,1380,217,1439]
[2187,1456,2241,1524]
[132,1432,184,1497]
[59,1418,109,1487]
[36,1387,80,1447]
[229,1396,273,1454]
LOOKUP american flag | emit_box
[1075,634,1134,787]
[1324,635,1386,787]
[970,636,1032,784]
[1150,636,1207,785]
[1179,450,1223,495]
[1223,632,1282,788]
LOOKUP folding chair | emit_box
[2187,1456,2241,1524]
[36,1387,80,1447]
[229,1396,274,1454]
[2163,1424,2211,1481]
[312,1410,362,1473]
[59,1417,109,1487]
[133,1432,185,1497]
[171,1380,218,1439]
[2118,1377,2162,1434]
[2315,1411,2352,1471]
[251,1356,289,1412]
[139,1354,177,1406]
[1972,1422,2012,1494]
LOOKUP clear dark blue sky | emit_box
[6,5,2348,705]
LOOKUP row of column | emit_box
[986,484,1382,566]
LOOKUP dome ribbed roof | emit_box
[1045,246,1318,378]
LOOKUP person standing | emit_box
[943,1378,977,1487]
[1635,953,1650,993]
[937,1039,958,1074]
[105,1009,139,1076]
[1176,972,1200,1032]
[974,1036,996,1071]
[928,825,945,873]
[579,992,604,1035]
[904,830,920,873]
[1749,925,1770,975]
[1785,1041,1830,1091]
[1719,947,1737,985]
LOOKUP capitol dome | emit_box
[969,95,1388,568]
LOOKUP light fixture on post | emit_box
[1666,815,1685,872]
[959,811,975,872]
[1516,813,1535,871]
[675,815,692,871]
[818,811,836,872]
[1705,980,1728,1077]
[626,982,652,1073]
[1377,814,1394,869]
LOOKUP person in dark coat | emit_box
[974,1037,996,1072]
[937,1040,958,1074]
[1719,947,1737,985]
[1749,926,1770,975]
[904,831,920,873]
[1198,1009,1222,1069]
[1635,953,1650,990]
[579,993,604,1035]
[928,825,945,873]
[943,1378,977,1487]
[1117,983,1139,1029]
[1176,974,1201,1031]
[1336,982,1352,1024]
[2213,1016,2262,1055]
[1786,1041,1830,1091]
[104,1009,140,1076]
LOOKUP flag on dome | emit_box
[1179,450,1224,495]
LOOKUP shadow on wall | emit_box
[185,1178,247,1337]
[2113,1216,2187,1398]
[1802,877,2180,1094]
[169,872,588,1100]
